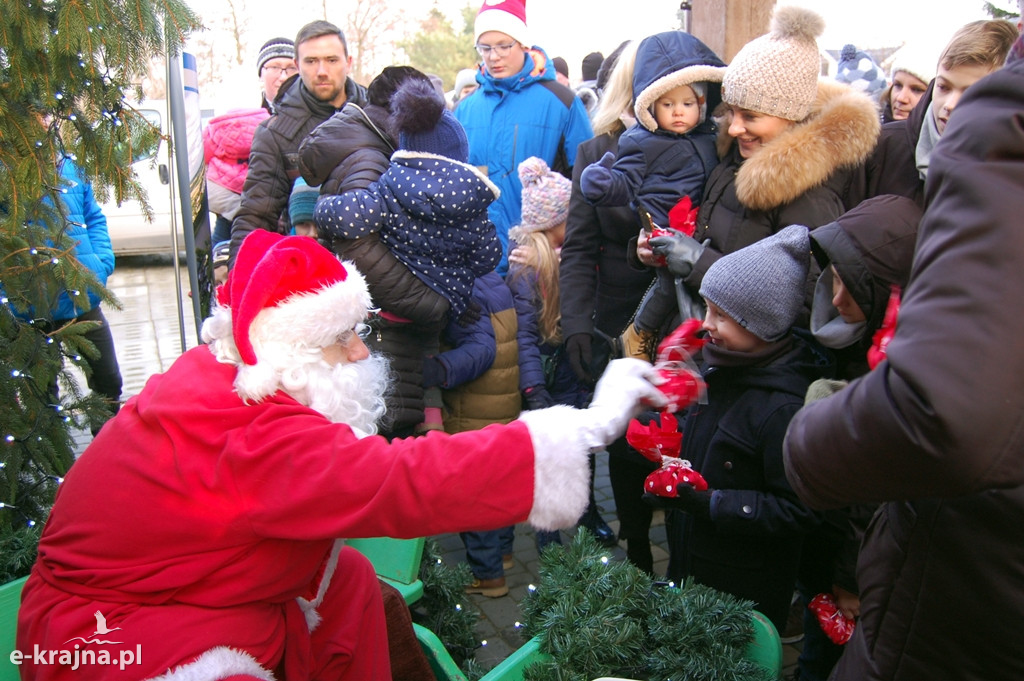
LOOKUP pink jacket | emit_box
[203,108,269,193]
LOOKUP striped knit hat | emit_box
[515,157,571,234]
[723,6,825,121]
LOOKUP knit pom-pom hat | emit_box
[700,224,811,341]
[835,44,888,99]
[722,5,825,121]
[513,157,571,235]
[390,78,469,162]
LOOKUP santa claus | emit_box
[16,230,666,680]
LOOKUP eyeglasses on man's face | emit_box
[475,42,518,58]
[262,64,298,78]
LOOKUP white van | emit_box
[101,100,188,256]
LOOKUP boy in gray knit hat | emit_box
[644,223,830,633]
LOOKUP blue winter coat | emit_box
[313,151,502,318]
[454,49,593,274]
[10,158,115,322]
[580,30,725,227]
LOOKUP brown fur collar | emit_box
[720,79,880,211]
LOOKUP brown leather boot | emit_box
[464,576,509,598]
[618,323,657,362]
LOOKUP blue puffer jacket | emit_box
[314,151,502,318]
[12,158,115,322]
[455,49,593,274]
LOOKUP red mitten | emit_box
[867,285,901,370]
[626,413,682,462]
[644,459,709,497]
[807,593,856,645]
[667,195,699,236]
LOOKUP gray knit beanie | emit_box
[699,224,811,341]
[722,6,825,121]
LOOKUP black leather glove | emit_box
[649,230,706,279]
[565,333,594,384]
[642,487,712,520]
[421,356,446,389]
[457,300,483,327]
[523,385,554,410]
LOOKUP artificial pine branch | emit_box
[416,538,482,672]
[521,532,772,681]
[0,0,201,574]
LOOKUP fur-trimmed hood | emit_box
[729,79,880,211]
[632,30,726,133]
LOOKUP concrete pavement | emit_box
[73,254,800,677]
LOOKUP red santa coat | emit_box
[18,346,574,680]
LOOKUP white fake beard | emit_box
[281,353,391,437]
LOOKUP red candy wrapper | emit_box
[644,459,709,497]
[657,318,707,363]
[626,413,682,463]
[656,364,705,413]
[667,196,698,237]
[807,593,856,645]
[646,197,699,267]
[647,318,706,413]
[867,285,901,370]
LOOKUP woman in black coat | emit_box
[558,40,659,568]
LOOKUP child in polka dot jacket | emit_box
[315,77,502,431]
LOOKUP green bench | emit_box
[0,577,27,681]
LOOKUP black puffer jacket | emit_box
[785,61,1024,681]
[560,132,655,345]
[685,80,879,292]
[229,75,366,261]
[846,80,935,209]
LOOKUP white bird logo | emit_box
[92,610,121,636]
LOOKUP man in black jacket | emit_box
[229,20,367,262]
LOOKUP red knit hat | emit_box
[474,0,529,47]
[218,230,371,365]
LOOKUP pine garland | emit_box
[520,533,774,681]
[416,538,484,675]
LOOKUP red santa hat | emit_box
[474,0,530,47]
[218,230,371,366]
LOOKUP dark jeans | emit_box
[49,306,123,435]
[212,214,232,246]
[608,430,659,575]
[461,526,515,580]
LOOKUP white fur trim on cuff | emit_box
[145,646,275,681]
[517,405,591,531]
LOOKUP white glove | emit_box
[583,358,667,449]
